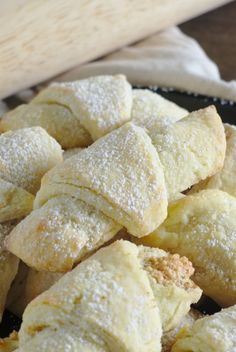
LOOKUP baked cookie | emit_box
[8,242,202,323]
[34,123,167,236]
[0,75,132,148]
[6,123,168,272]
[0,127,62,195]
[6,196,121,272]
[17,241,163,352]
[16,241,200,351]
[172,305,236,352]
[131,89,188,131]
[142,189,236,307]
[0,103,91,149]
[190,123,236,197]
[151,106,226,199]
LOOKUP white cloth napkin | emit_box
[56,27,236,102]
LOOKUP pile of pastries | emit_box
[0,75,235,352]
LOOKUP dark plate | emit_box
[1,88,235,338]
[134,86,236,124]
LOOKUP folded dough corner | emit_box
[16,240,201,352]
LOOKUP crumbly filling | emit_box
[144,253,196,290]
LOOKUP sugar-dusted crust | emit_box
[15,241,201,351]
[1,75,132,149]
[34,75,132,141]
[143,189,236,307]
[6,123,168,272]
[0,127,62,224]
[34,122,167,237]
[0,127,63,194]
[0,103,91,150]
[17,241,163,352]
[151,106,226,199]
[5,196,121,272]
[131,89,188,131]
[172,305,236,352]
[190,123,236,197]
[0,76,230,350]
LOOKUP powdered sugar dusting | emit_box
[20,241,161,351]
[158,190,236,304]
[41,122,167,234]
[0,127,62,193]
[57,75,132,139]
[150,108,225,197]
[131,89,187,132]
[8,195,120,271]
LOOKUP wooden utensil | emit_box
[0,0,231,98]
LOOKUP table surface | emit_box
[180,0,236,81]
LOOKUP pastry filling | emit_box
[143,253,197,290]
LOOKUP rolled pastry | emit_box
[0,127,63,195]
[6,196,121,272]
[17,241,163,352]
[34,123,167,235]
[0,221,19,321]
[0,127,62,222]
[16,240,201,351]
[142,189,236,307]
[151,106,226,199]
[190,123,236,197]
[42,105,226,204]
[8,231,134,317]
[0,127,63,319]
[6,110,225,272]
[133,103,225,200]
[131,89,188,131]
[162,309,204,352]
[171,305,236,352]
[6,123,167,272]
[6,240,201,335]
[8,234,201,321]
[0,75,132,148]
[0,103,91,150]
